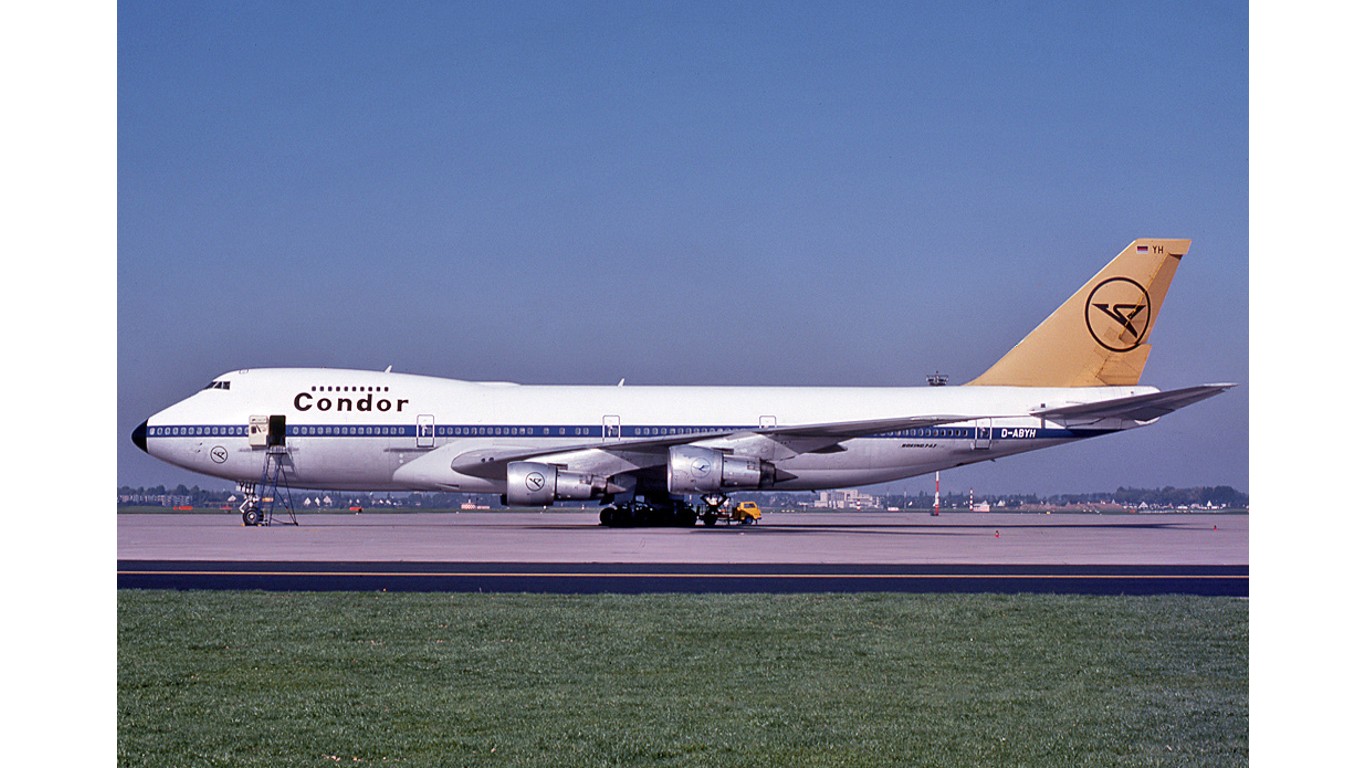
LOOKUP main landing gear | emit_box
[598,493,749,528]
[698,493,729,527]
[599,497,698,528]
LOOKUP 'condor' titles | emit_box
[294,391,410,413]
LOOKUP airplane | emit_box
[131,238,1233,527]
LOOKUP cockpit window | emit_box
[203,380,231,391]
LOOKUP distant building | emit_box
[813,489,882,510]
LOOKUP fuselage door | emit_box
[972,418,993,450]
[248,415,270,448]
[417,414,435,448]
[760,415,777,430]
[250,415,286,448]
[603,415,621,442]
[268,415,287,447]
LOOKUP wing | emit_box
[446,413,979,480]
[1030,383,1236,423]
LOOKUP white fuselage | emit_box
[138,368,1150,495]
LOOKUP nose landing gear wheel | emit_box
[242,506,263,526]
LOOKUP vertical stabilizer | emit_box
[967,239,1189,387]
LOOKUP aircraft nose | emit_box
[132,420,148,453]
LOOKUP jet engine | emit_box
[506,461,605,506]
[666,445,777,494]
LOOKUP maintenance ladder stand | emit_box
[238,444,298,526]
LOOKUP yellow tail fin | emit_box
[967,239,1190,387]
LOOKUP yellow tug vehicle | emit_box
[697,494,762,526]
[731,501,763,524]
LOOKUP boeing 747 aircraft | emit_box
[132,239,1232,526]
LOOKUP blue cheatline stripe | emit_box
[147,424,1115,441]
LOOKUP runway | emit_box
[117,511,1247,595]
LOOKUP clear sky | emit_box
[116,0,1249,495]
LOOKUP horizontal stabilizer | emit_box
[1030,384,1236,423]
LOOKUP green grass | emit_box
[118,592,1247,767]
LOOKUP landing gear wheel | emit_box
[670,500,697,527]
[600,505,633,528]
[702,513,718,527]
[242,506,263,526]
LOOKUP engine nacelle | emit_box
[506,461,604,506]
[666,445,777,494]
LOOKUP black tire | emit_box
[703,514,717,527]
[242,507,262,526]
[672,502,698,527]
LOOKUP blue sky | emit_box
[116,1,1249,494]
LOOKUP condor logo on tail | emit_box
[1086,277,1151,352]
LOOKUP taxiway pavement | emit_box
[117,511,1246,595]
[118,511,1247,565]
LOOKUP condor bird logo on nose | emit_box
[1085,277,1151,352]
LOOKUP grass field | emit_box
[118,591,1247,767]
